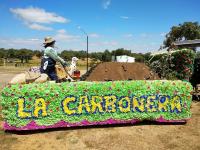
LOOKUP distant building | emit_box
[113,55,135,63]
[173,39,200,51]
[151,39,200,56]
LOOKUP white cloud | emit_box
[140,33,147,38]
[160,32,166,37]
[103,41,118,46]
[102,0,111,9]
[30,38,40,41]
[0,38,42,49]
[28,23,53,31]
[89,33,100,38]
[54,29,80,42]
[90,41,118,47]
[120,16,130,19]
[10,7,70,31]
[123,34,133,38]
[57,29,66,34]
[10,7,69,24]
[140,33,151,38]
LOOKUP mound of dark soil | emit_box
[84,62,159,81]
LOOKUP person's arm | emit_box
[45,47,69,66]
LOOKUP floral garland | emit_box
[150,48,195,80]
[171,49,195,80]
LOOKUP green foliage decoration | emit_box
[1,80,193,128]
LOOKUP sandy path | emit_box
[0,73,17,88]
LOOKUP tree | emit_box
[60,50,74,61]
[102,50,112,62]
[90,52,103,61]
[75,50,87,58]
[111,48,131,56]
[6,48,17,58]
[164,22,200,47]
[0,48,5,58]
[34,50,42,58]
[143,52,151,61]
[16,49,33,63]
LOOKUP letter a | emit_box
[34,98,47,117]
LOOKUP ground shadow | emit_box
[5,120,186,135]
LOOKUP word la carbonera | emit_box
[17,95,183,118]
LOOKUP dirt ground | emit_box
[0,66,200,150]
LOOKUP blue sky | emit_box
[0,0,199,53]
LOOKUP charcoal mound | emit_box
[83,62,159,81]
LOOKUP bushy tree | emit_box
[16,49,34,63]
[61,50,75,61]
[61,50,87,61]
[0,48,6,58]
[6,48,17,58]
[90,52,103,61]
[102,50,112,62]
[111,48,131,56]
[34,50,42,58]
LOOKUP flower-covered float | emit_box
[1,80,193,131]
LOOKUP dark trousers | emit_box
[40,57,58,81]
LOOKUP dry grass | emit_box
[0,66,29,73]
[0,134,18,150]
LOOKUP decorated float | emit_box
[1,80,193,131]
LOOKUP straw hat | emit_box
[43,37,55,44]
